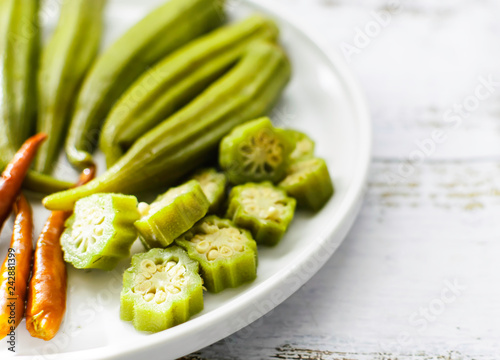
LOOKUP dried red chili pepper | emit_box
[25,166,95,340]
[0,133,47,232]
[0,195,33,339]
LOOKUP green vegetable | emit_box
[226,182,296,246]
[61,193,140,270]
[120,247,203,332]
[65,0,225,169]
[189,168,227,214]
[43,40,291,211]
[176,216,257,293]
[0,157,72,194]
[285,129,315,162]
[21,171,73,194]
[35,0,106,174]
[135,180,209,249]
[0,0,71,194]
[100,15,279,166]
[219,117,294,185]
[279,157,334,211]
[0,0,39,149]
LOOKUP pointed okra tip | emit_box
[42,187,86,211]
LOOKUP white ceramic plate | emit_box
[0,1,371,359]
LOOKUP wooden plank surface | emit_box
[184,0,500,358]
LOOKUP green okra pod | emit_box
[100,15,279,166]
[35,0,106,174]
[176,216,258,293]
[0,154,73,194]
[0,0,71,193]
[285,129,316,162]
[188,168,227,214]
[65,0,225,169]
[120,247,204,332]
[43,41,291,211]
[0,0,39,149]
[21,170,73,194]
[219,117,295,185]
[279,157,334,211]
[226,182,296,246]
[135,180,210,249]
[61,193,140,271]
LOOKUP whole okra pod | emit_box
[0,0,71,194]
[65,0,225,169]
[100,15,279,166]
[0,0,39,149]
[43,41,291,211]
[35,0,106,174]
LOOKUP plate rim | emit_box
[22,1,372,359]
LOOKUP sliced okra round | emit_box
[61,193,140,271]
[279,157,334,211]
[189,168,227,214]
[120,246,203,333]
[176,216,257,293]
[283,129,316,162]
[226,182,296,246]
[134,180,209,249]
[219,117,294,185]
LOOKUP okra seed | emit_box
[143,293,155,302]
[154,290,167,304]
[133,286,145,295]
[141,259,157,273]
[233,244,244,252]
[196,241,210,253]
[220,246,233,257]
[138,202,150,217]
[206,224,219,234]
[207,249,219,260]
[165,284,179,294]
[135,280,152,294]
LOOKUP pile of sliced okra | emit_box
[62,117,334,332]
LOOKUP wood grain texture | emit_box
[186,0,500,358]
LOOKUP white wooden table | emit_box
[184,0,500,358]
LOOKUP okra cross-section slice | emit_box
[135,180,210,249]
[61,193,140,271]
[189,168,227,214]
[279,157,334,211]
[120,247,203,332]
[226,182,296,246]
[284,129,316,162]
[176,216,257,293]
[219,117,294,185]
